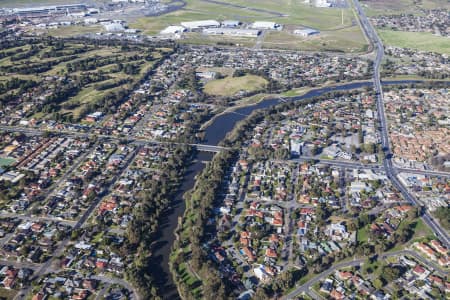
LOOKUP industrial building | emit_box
[222,20,241,28]
[180,20,220,30]
[10,4,87,15]
[203,28,260,37]
[250,21,281,30]
[294,28,320,37]
[104,22,125,32]
[160,25,186,35]
[312,0,332,7]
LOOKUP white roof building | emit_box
[181,20,220,29]
[203,28,260,37]
[251,21,279,30]
[104,23,124,32]
[222,20,241,27]
[294,28,320,37]
[160,25,186,35]
[84,17,98,24]
[253,265,270,282]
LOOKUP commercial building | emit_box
[222,20,241,28]
[251,21,281,30]
[10,4,87,17]
[203,28,261,37]
[313,0,332,7]
[160,25,186,35]
[180,20,220,30]
[104,22,125,32]
[294,28,320,37]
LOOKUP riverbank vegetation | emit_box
[123,144,194,299]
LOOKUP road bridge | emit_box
[0,125,228,153]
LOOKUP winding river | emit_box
[154,79,446,299]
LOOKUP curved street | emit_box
[283,249,449,299]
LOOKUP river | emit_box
[155,79,446,299]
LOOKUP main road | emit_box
[352,0,450,248]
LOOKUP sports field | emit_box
[0,158,15,167]
[203,75,267,96]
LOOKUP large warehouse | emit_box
[203,28,261,37]
[294,28,320,37]
[160,25,186,35]
[251,21,281,30]
[180,20,220,30]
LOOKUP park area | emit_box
[203,74,268,96]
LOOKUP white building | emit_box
[222,20,241,28]
[160,25,186,35]
[203,28,260,37]
[180,20,220,30]
[84,17,98,24]
[104,23,124,32]
[253,265,270,282]
[313,0,331,7]
[294,28,320,37]
[350,181,372,193]
[251,21,280,30]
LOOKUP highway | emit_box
[352,0,450,248]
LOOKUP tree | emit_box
[381,265,404,282]
[373,278,384,289]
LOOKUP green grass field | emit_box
[0,158,15,167]
[132,0,354,32]
[378,29,450,55]
[357,226,369,243]
[224,0,354,30]
[43,25,103,37]
[131,0,367,51]
[262,25,367,52]
[203,74,267,96]
[180,32,256,48]
[411,219,434,239]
